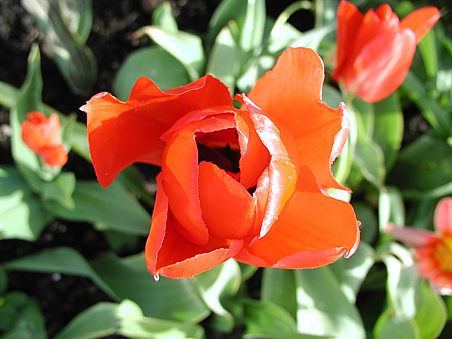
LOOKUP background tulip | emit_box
[332,1,440,103]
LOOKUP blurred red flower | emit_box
[388,197,452,295]
[332,1,440,103]
[81,47,360,279]
[21,112,68,167]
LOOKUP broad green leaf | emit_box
[91,253,209,322]
[322,84,342,108]
[414,281,446,339]
[207,0,246,44]
[55,300,204,339]
[374,308,420,339]
[113,46,189,101]
[117,166,155,206]
[268,22,303,54]
[0,291,46,339]
[136,26,204,80]
[261,268,297,320]
[418,29,438,80]
[373,93,404,171]
[380,249,417,318]
[207,23,242,93]
[10,45,43,176]
[2,247,115,298]
[44,180,150,236]
[378,186,405,233]
[240,0,266,52]
[295,267,365,339]
[401,71,451,136]
[353,202,378,243]
[0,166,52,240]
[22,0,97,95]
[329,242,375,303]
[239,262,258,282]
[291,24,335,52]
[40,172,76,209]
[194,259,241,331]
[236,54,275,93]
[243,299,299,338]
[0,267,7,294]
[389,133,452,192]
[314,0,338,28]
[152,1,178,32]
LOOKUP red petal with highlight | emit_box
[247,48,345,190]
[235,166,359,269]
[435,197,452,236]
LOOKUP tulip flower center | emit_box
[435,237,452,271]
[196,129,241,174]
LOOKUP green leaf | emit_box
[136,26,204,80]
[380,247,417,318]
[295,267,365,339]
[353,202,378,243]
[113,46,189,101]
[373,93,404,171]
[261,268,297,320]
[389,133,452,193]
[0,292,46,339]
[414,281,446,339]
[243,299,299,338]
[207,0,246,44]
[291,24,335,52]
[0,166,52,240]
[41,172,76,209]
[91,253,209,322]
[44,180,150,236]
[207,23,242,93]
[22,0,97,95]
[401,71,451,136]
[194,259,241,331]
[378,186,405,233]
[152,1,178,32]
[374,308,420,339]
[329,242,375,304]
[418,28,438,80]
[55,300,204,339]
[240,0,266,52]
[0,267,7,294]
[10,45,43,176]
[3,247,115,298]
[314,0,338,27]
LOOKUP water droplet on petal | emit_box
[153,273,160,282]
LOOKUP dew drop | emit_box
[153,273,160,282]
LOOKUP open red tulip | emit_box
[332,1,440,103]
[81,47,360,279]
[388,197,452,295]
[21,111,68,167]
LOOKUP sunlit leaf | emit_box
[113,46,189,101]
[261,268,297,320]
[414,281,446,339]
[240,0,266,52]
[152,1,178,32]
[374,308,420,339]
[295,267,365,339]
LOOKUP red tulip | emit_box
[388,197,452,295]
[81,47,360,279]
[332,1,440,103]
[21,112,68,167]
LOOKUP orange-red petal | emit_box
[198,161,255,239]
[234,166,360,269]
[162,113,236,245]
[81,75,231,187]
[400,7,440,43]
[40,144,68,167]
[145,174,243,279]
[247,48,345,190]
[351,29,416,103]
